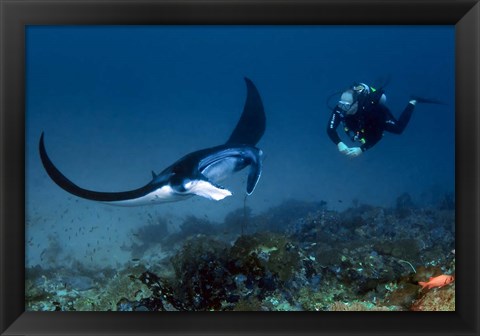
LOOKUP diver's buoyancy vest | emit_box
[343,87,386,144]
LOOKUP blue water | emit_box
[25,26,454,268]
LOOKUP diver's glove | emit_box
[346,147,363,158]
[337,142,349,154]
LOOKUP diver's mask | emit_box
[338,90,358,115]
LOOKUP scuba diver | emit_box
[326,82,441,158]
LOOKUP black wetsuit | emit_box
[326,98,415,152]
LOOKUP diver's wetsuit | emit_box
[326,100,415,152]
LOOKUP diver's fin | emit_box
[411,95,447,105]
[225,77,266,146]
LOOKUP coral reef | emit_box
[26,192,455,311]
[410,283,455,311]
[328,301,394,311]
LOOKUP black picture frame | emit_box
[1,0,478,335]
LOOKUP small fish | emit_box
[418,274,455,290]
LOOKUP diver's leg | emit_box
[384,103,415,134]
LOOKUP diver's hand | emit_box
[338,142,362,158]
[337,142,349,154]
[346,147,363,158]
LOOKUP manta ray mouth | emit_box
[184,180,233,201]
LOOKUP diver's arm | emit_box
[327,110,351,155]
[326,109,342,145]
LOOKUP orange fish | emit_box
[418,274,455,290]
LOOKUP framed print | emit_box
[1,0,479,335]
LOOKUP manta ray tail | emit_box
[225,77,266,146]
[246,152,263,195]
[39,132,156,202]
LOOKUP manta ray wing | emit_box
[225,77,266,146]
[39,132,165,203]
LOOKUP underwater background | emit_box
[25,26,455,311]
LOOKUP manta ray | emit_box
[39,77,266,206]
